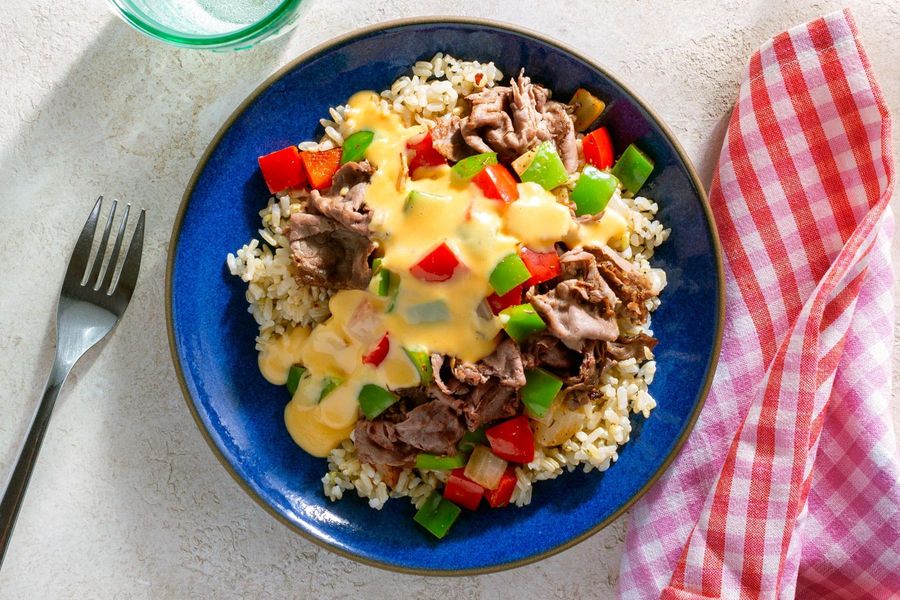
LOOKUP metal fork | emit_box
[0,197,145,568]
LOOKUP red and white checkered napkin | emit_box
[616,9,898,599]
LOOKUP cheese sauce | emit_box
[260,91,632,456]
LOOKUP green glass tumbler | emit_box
[107,0,304,51]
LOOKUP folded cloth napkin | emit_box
[616,10,898,599]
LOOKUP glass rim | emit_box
[107,0,300,47]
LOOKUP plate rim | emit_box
[165,15,726,576]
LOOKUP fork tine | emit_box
[98,204,130,292]
[63,196,103,289]
[110,208,145,297]
[87,200,117,287]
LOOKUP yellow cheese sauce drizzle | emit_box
[259,91,631,457]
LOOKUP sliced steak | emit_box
[529,279,619,351]
[506,73,544,152]
[460,72,578,171]
[354,420,416,468]
[288,161,375,290]
[449,360,486,387]
[461,381,520,431]
[522,333,579,371]
[394,401,466,455]
[288,212,374,289]
[327,160,372,195]
[607,332,658,362]
[431,353,468,396]
[306,187,371,236]
[559,247,609,292]
[541,100,578,173]
[587,244,655,322]
[564,340,606,408]
[461,88,508,155]
[450,338,526,388]
[431,114,471,162]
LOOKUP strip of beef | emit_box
[520,334,605,409]
[308,162,373,236]
[305,188,371,236]
[460,72,578,172]
[354,420,417,468]
[563,340,606,408]
[355,393,467,470]
[529,243,659,351]
[288,160,375,290]
[529,278,619,351]
[450,338,526,388]
[327,160,372,195]
[289,212,374,289]
[460,381,520,431]
[430,114,471,162]
[394,401,466,455]
[431,353,468,396]
[462,85,508,155]
[541,100,578,173]
[587,244,655,322]
[607,332,658,362]
[521,333,579,371]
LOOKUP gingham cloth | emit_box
[616,10,898,599]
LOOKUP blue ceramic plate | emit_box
[167,18,723,574]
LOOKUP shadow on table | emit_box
[697,112,732,191]
[0,15,298,590]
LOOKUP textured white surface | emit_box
[0,0,898,597]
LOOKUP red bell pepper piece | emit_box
[486,415,535,464]
[258,146,306,194]
[443,468,484,511]
[410,242,462,282]
[362,333,390,367]
[407,131,447,173]
[473,163,519,204]
[486,284,523,315]
[582,127,614,170]
[519,248,561,286]
[484,467,517,508]
[300,147,342,190]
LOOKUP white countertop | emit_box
[1,0,898,597]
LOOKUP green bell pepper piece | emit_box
[319,376,343,401]
[415,452,469,471]
[571,166,618,216]
[451,152,498,180]
[341,130,374,165]
[458,428,488,453]
[406,299,450,324]
[377,268,398,298]
[404,348,433,384]
[610,143,654,193]
[414,492,462,539]
[285,365,307,396]
[521,368,564,418]
[489,254,532,296]
[370,259,399,310]
[358,384,399,420]
[520,141,569,190]
[500,304,547,343]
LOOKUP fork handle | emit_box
[0,357,70,568]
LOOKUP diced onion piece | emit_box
[345,299,382,345]
[534,400,584,447]
[511,149,536,178]
[463,445,508,490]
